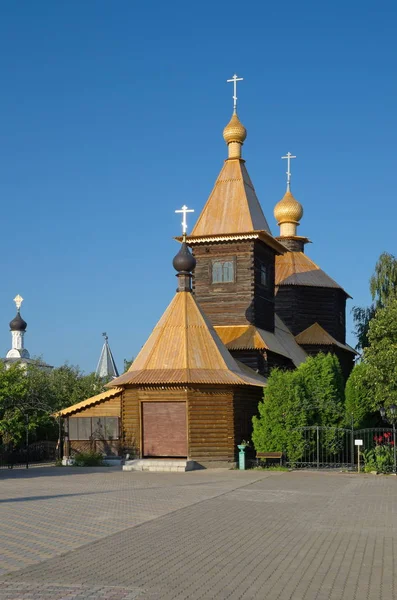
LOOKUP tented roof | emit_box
[109,292,266,387]
[190,158,272,238]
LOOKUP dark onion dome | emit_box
[9,311,27,332]
[172,240,196,273]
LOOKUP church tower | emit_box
[273,155,356,379]
[96,332,119,379]
[186,76,306,375]
[6,295,30,360]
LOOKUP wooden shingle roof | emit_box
[190,158,272,238]
[109,292,266,387]
[275,251,351,297]
[215,315,307,368]
[295,323,356,354]
[56,387,123,417]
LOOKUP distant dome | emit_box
[9,312,27,332]
[173,241,196,273]
[223,112,247,145]
[274,190,303,225]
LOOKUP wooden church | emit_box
[59,87,355,467]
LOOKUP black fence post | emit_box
[25,414,29,469]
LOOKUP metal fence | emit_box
[284,426,395,472]
[0,441,57,469]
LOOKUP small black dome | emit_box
[172,241,196,273]
[9,312,27,332]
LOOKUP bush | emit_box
[363,433,395,473]
[252,353,345,464]
[73,451,104,467]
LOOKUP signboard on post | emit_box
[355,439,363,472]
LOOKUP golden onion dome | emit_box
[274,190,303,225]
[223,112,247,145]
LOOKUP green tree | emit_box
[0,363,105,446]
[364,297,397,409]
[351,305,376,352]
[123,357,134,372]
[49,365,104,411]
[252,353,345,462]
[0,363,55,445]
[298,353,345,427]
[252,369,309,463]
[370,252,397,307]
[353,252,397,351]
[345,362,376,428]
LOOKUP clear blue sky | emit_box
[0,1,395,372]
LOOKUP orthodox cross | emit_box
[175,205,194,235]
[102,332,108,342]
[282,152,296,191]
[227,74,243,113]
[14,294,23,312]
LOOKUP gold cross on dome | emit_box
[14,295,23,311]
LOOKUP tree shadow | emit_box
[0,465,121,479]
[0,489,118,503]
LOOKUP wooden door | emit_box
[142,402,187,457]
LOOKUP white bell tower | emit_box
[6,295,30,359]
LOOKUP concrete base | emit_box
[123,459,196,473]
[103,457,123,466]
[62,457,75,466]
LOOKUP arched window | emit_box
[212,260,234,283]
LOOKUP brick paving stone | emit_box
[0,469,396,599]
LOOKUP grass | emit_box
[251,465,290,472]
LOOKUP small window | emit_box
[260,265,268,287]
[212,260,234,283]
[68,417,119,440]
[79,418,92,440]
[92,417,104,440]
[104,417,119,440]
[69,418,78,440]
[69,417,91,440]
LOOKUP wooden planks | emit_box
[275,285,347,343]
[192,239,277,335]
[68,396,121,418]
[188,388,234,461]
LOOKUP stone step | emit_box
[123,459,196,472]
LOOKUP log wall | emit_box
[275,286,347,343]
[233,386,263,450]
[187,388,235,462]
[119,385,264,464]
[192,239,276,331]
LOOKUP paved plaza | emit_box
[0,467,396,599]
